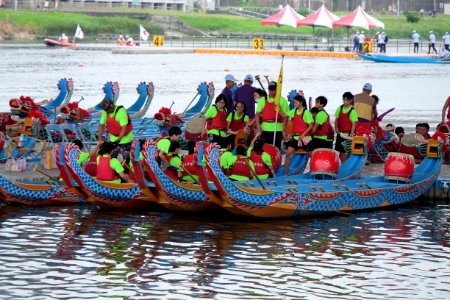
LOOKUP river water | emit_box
[0,44,450,298]
[1,44,450,132]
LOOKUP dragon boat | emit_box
[145,82,215,138]
[88,81,120,114]
[142,141,220,212]
[202,139,442,218]
[58,143,157,210]
[142,136,366,213]
[357,53,450,64]
[0,173,84,206]
[40,78,75,116]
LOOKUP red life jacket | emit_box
[337,105,354,134]
[207,105,227,131]
[292,108,308,135]
[84,154,98,176]
[314,110,335,139]
[250,151,270,176]
[105,105,133,136]
[229,111,247,132]
[261,99,283,123]
[96,156,119,181]
[164,155,180,181]
[180,154,198,177]
[446,97,450,120]
[228,155,252,179]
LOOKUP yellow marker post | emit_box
[153,36,164,47]
[252,38,264,50]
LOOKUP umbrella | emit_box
[261,4,305,29]
[297,4,340,29]
[332,5,384,30]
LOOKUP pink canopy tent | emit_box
[333,5,384,30]
[297,4,340,29]
[261,4,305,28]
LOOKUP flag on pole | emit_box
[140,25,149,41]
[75,25,84,40]
[274,56,284,110]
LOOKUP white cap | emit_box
[225,74,236,82]
[244,74,254,82]
[361,31,364,34]
[412,30,416,33]
[430,31,433,34]
[363,82,372,90]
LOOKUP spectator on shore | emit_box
[352,32,360,52]
[428,31,438,55]
[412,30,420,53]
[443,32,450,51]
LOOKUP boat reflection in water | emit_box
[0,204,448,298]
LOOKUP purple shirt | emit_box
[234,84,256,118]
[221,87,234,115]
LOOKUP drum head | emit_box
[401,133,426,147]
[186,117,203,134]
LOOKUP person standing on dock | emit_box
[352,31,360,52]
[443,32,450,51]
[234,74,256,122]
[353,83,378,131]
[412,30,420,53]
[222,74,237,115]
[428,31,438,55]
[255,81,289,150]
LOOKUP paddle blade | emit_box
[377,107,395,121]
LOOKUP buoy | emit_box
[78,63,84,67]
[224,68,230,72]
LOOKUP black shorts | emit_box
[313,138,333,149]
[288,138,314,152]
[334,134,349,153]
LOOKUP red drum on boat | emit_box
[185,117,207,142]
[384,152,415,183]
[310,148,340,179]
[263,144,282,172]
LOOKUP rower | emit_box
[97,98,134,165]
[96,141,130,183]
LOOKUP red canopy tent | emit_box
[261,4,305,28]
[332,5,384,30]
[297,4,340,29]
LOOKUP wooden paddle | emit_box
[243,157,266,190]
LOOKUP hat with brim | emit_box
[268,81,277,90]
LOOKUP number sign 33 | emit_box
[253,38,264,50]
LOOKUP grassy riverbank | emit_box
[0,10,163,40]
[0,9,449,41]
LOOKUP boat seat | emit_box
[309,185,317,191]
[285,179,298,185]
[265,180,278,186]
[357,182,372,189]
[285,187,298,192]
[341,184,350,191]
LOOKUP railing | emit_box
[88,34,441,54]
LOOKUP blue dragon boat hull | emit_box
[358,53,450,64]
[203,141,442,218]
